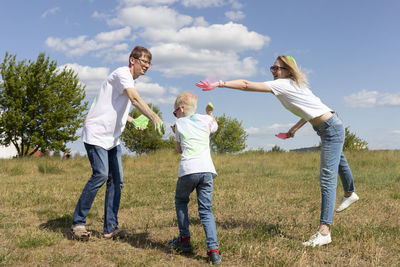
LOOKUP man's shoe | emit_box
[207,249,222,265]
[303,232,331,247]
[168,236,192,252]
[103,228,128,239]
[70,225,91,241]
[336,192,359,212]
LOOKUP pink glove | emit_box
[275,132,288,140]
[195,80,218,91]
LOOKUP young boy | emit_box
[168,92,222,265]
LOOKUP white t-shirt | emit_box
[265,78,332,121]
[81,66,134,150]
[175,114,218,178]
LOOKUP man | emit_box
[71,46,164,240]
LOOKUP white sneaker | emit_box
[303,232,332,247]
[336,192,359,212]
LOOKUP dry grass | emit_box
[0,150,399,266]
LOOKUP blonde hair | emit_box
[277,55,308,88]
[174,91,198,116]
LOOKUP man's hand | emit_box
[153,116,165,136]
[132,114,149,130]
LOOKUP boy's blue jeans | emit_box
[175,172,218,250]
[72,143,123,234]
[313,113,355,225]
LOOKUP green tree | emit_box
[343,126,368,151]
[317,126,368,151]
[211,114,247,153]
[0,52,87,157]
[271,145,285,152]
[121,104,170,154]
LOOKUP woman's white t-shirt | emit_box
[81,66,134,150]
[265,78,332,121]
[175,114,218,178]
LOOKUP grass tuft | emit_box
[38,160,64,174]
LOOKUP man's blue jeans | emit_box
[313,113,355,225]
[72,143,123,234]
[175,172,218,250]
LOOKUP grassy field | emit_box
[0,150,399,266]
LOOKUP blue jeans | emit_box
[175,172,218,250]
[72,143,123,234]
[313,113,355,225]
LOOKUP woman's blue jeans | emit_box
[72,143,123,234]
[175,172,218,250]
[313,113,355,225]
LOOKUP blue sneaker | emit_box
[168,236,192,252]
[207,249,222,265]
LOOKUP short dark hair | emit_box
[129,46,152,64]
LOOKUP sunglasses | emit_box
[270,65,287,72]
[173,106,183,117]
[134,57,152,67]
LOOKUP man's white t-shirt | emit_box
[175,114,218,178]
[81,66,134,150]
[265,78,332,121]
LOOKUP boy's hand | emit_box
[206,102,214,115]
[171,124,176,134]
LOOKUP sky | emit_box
[1,0,400,155]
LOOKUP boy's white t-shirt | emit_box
[265,78,332,121]
[81,66,134,150]
[175,114,218,178]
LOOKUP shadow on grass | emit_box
[40,214,207,262]
[120,232,207,263]
[39,214,73,239]
[216,218,300,241]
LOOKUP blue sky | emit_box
[1,0,400,154]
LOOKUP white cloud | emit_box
[95,26,131,42]
[92,11,109,20]
[344,89,400,108]
[41,7,60,18]
[246,123,314,137]
[135,81,176,105]
[109,5,193,30]
[344,89,378,108]
[142,22,270,52]
[379,93,400,106]
[120,0,178,6]
[59,64,110,97]
[181,0,225,8]
[169,86,180,94]
[46,27,131,57]
[246,123,293,136]
[193,16,209,27]
[150,43,258,78]
[225,10,245,21]
[392,130,400,135]
[228,0,243,9]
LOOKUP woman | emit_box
[195,55,359,247]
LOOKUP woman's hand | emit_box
[287,127,297,138]
[195,80,219,91]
